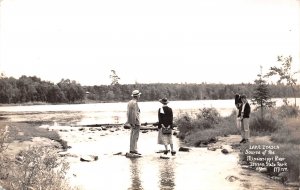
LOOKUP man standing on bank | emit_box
[240,94,251,143]
[158,98,176,156]
[127,90,142,155]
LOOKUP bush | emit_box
[175,108,238,142]
[1,146,75,190]
[175,112,194,139]
[249,112,282,135]
[196,108,221,125]
[277,105,299,118]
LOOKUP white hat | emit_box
[131,90,142,97]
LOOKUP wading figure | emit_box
[127,90,142,155]
[157,98,176,155]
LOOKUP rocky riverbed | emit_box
[37,124,297,190]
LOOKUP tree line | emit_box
[0,76,85,104]
[0,75,299,104]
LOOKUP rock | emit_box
[79,128,85,131]
[59,129,68,132]
[125,152,142,158]
[208,137,217,143]
[109,129,115,133]
[160,155,170,159]
[113,152,122,155]
[80,155,98,162]
[241,165,251,169]
[278,172,288,177]
[207,147,216,151]
[141,130,148,133]
[278,172,288,183]
[173,131,178,136]
[102,127,107,131]
[221,149,229,154]
[179,147,190,152]
[258,167,268,173]
[270,176,283,183]
[225,175,239,182]
[123,125,130,129]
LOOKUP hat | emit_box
[159,98,169,104]
[131,90,142,97]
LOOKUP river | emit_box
[0,98,298,190]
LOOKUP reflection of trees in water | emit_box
[129,159,144,190]
[159,159,175,190]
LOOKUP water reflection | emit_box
[159,159,175,190]
[128,159,144,190]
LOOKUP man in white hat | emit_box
[127,90,142,155]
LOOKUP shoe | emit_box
[163,150,168,155]
[130,151,142,155]
[171,151,176,156]
[239,139,246,143]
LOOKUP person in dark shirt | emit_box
[157,98,176,156]
[240,94,251,143]
[235,94,243,143]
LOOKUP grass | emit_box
[1,121,68,150]
[175,105,300,184]
[271,118,300,144]
[0,122,75,190]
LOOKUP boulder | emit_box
[80,155,98,162]
[225,175,239,182]
[160,155,170,159]
[221,149,229,154]
[179,147,190,152]
[125,152,142,158]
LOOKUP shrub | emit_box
[196,108,221,125]
[1,146,75,190]
[175,108,238,142]
[271,118,300,144]
[249,111,282,135]
[175,112,194,139]
[277,105,299,118]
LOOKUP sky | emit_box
[0,0,299,85]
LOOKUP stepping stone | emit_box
[80,155,98,162]
[125,152,142,158]
[160,155,170,159]
[179,147,190,152]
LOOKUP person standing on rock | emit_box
[127,90,142,155]
[240,94,251,143]
[157,98,176,156]
[234,93,243,143]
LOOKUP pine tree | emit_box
[252,66,275,119]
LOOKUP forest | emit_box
[0,75,299,104]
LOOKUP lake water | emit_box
[0,98,296,126]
